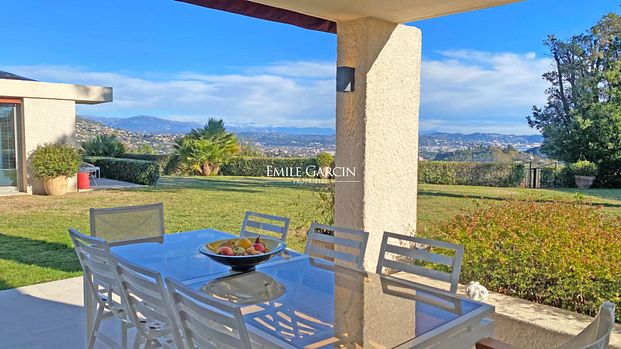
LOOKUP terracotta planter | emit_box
[575,175,595,189]
[43,176,68,196]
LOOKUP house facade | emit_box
[0,71,112,194]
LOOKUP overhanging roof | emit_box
[179,0,521,33]
[0,79,113,105]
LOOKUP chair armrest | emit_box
[476,338,522,349]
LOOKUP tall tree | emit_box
[528,13,621,185]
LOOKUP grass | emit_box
[1,176,620,291]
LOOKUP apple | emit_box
[251,242,265,253]
[216,246,234,256]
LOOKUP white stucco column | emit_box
[335,17,421,271]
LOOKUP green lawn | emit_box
[1,176,620,291]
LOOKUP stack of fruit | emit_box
[215,236,269,256]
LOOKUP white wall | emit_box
[20,98,77,194]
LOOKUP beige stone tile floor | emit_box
[0,277,130,349]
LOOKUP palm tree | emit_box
[175,118,239,175]
[188,118,226,139]
[82,134,126,157]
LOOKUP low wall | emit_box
[397,274,621,348]
[482,288,621,349]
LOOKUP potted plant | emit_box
[30,143,82,195]
[570,160,598,189]
[316,152,334,179]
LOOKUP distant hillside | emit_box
[79,115,544,159]
[76,116,179,154]
[226,124,335,135]
[84,115,202,135]
[420,131,543,146]
[433,145,547,164]
[83,115,336,136]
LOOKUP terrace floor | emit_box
[3,274,620,349]
[0,277,124,349]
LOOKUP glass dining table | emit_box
[91,229,495,349]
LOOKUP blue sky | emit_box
[2,0,620,134]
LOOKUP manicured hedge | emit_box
[119,153,180,175]
[220,157,320,177]
[84,156,160,185]
[423,200,621,322]
[418,161,525,187]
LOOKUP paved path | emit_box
[0,277,126,349]
[90,178,145,190]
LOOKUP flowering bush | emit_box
[423,200,621,322]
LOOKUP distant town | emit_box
[77,115,542,158]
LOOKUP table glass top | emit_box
[187,257,491,349]
[111,229,302,282]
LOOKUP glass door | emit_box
[0,103,18,189]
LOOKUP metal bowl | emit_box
[199,237,285,272]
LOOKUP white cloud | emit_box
[249,60,336,78]
[5,51,550,133]
[420,50,551,132]
[5,63,336,128]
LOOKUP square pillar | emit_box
[335,18,421,272]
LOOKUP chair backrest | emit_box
[240,211,289,242]
[304,222,369,270]
[68,228,127,310]
[113,255,184,348]
[376,232,464,294]
[165,277,252,349]
[556,302,616,349]
[90,203,165,246]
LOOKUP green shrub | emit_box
[29,143,81,179]
[315,180,335,225]
[119,153,180,175]
[423,200,621,322]
[570,160,598,176]
[82,134,126,157]
[596,160,621,188]
[418,161,525,187]
[556,166,577,187]
[84,156,160,185]
[316,152,334,167]
[220,157,319,177]
[539,167,557,188]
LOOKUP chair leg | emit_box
[121,321,128,349]
[87,305,105,349]
[133,332,144,349]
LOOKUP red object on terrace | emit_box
[77,172,90,190]
[177,0,337,34]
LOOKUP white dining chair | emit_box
[304,222,369,270]
[113,255,184,349]
[477,302,616,349]
[240,211,290,242]
[69,228,133,349]
[90,202,165,246]
[376,232,464,294]
[165,277,253,349]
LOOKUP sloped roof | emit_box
[0,70,35,81]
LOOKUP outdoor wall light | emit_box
[336,66,355,92]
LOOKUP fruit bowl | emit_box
[199,236,285,272]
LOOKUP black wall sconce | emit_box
[336,66,355,92]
